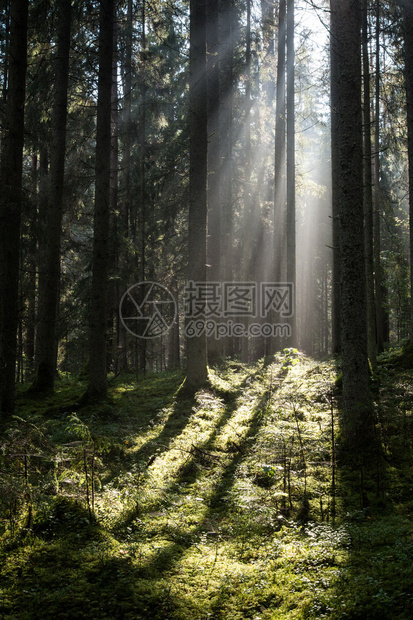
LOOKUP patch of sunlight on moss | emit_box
[127,403,176,454]
[110,383,137,399]
[214,397,260,452]
[209,362,251,393]
[144,396,225,492]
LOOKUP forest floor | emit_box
[1,346,413,619]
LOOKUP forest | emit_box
[1,0,413,618]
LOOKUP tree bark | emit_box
[286,0,296,346]
[109,16,119,374]
[86,0,114,402]
[136,0,148,377]
[25,152,38,380]
[219,0,234,358]
[261,0,275,103]
[0,0,28,415]
[186,0,208,389]
[206,0,222,365]
[274,0,286,353]
[330,0,374,454]
[373,0,384,352]
[168,275,180,370]
[330,0,341,355]
[117,0,133,374]
[1,6,10,105]
[403,0,413,341]
[362,0,377,369]
[33,0,71,393]
[241,0,253,362]
[123,0,133,240]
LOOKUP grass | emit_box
[1,350,413,618]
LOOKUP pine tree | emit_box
[186,0,208,389]
[402,0,413,340]
[330,0,374,454]
[286,0,296,345]
[33,0,71,393]
[362,0,377,369]
[85,0,114,402]
[0,0,29,415]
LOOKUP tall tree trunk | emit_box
[274,0,286,353]
[362,0,377,369]
[139,0,147,376]
[124,0,133,240]
[118,0,133,373]
[86,0,114,402]
[261,0,275,103]
[286,0,296,345]
[206,0,222,365]
[219,0,234,358]
[168,275,180,370]
[403,0,413,341]
[373,0,384,352]
[35,145,49,373]
[186,0,208,389]
[1,5,10,104]
[109,16,119,374]
[25,152,38,380]
[33,0,71,393]
[240,0,252,362]
[0,0,28,415]
[330,0,341,355]
[330,0,374,454]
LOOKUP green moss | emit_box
[1,360,413,619]
[378,341,413,371]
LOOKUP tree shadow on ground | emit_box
[2,366,277,620]
[133,381,280,578]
